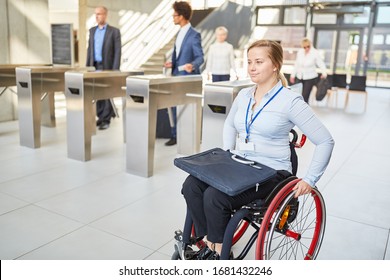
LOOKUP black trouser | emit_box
[94,62,115,124]
[297,77,317,103]
[96,99,114,124]
[181,170,291,243]
[212,74,230,82]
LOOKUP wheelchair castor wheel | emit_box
[174,230,183,242]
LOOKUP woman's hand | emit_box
[292,180,312,198]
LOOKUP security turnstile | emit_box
[0,65,19,89]
[15,65,75,148]
[65,70,143,161]
[1,64,51,89]
[0,65,23,120]
[125,74,203,177]
[201,79,254,151]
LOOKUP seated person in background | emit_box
[181,39,335,260]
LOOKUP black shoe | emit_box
[165,138,177,146]
[197,248,231,260]
[206,251,220,260]
[207,251,234,260]
[99,122,110,130]
[218,251,234,260]
[96,120,102,127]
[192,246,233,260]
[195,246,214,260]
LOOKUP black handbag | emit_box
[316,78,330,101]
[174,148,277,196]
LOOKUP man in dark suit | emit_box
[86,6,121,130]
[164,1,204,146]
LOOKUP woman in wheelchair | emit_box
[180,39,334,260]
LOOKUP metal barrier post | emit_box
[202,79,254,151]
[15,66,73,148]
[125,74,202,177]
[65,70,142,161]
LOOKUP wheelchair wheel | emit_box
[256,179,326,260]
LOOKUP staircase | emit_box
[140,37,175,75]
[127,1,254,75]
[138,8,214,75]
[120,0,179,72]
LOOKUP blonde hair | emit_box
[301,37,311,47]
[215,26,228,34]
[247,39,287,87]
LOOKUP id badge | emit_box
[238,141,255,151]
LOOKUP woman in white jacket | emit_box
[290,38,327,103]
[205,26,236,82]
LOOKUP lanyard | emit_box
[245,86,283,143]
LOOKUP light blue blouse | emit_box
[223,81,335,187]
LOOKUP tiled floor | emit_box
[0,87,389,260]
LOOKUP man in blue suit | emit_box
[164,1,204,146]
[86,6,121,130]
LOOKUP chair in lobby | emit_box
[345,75,368,112]
[326,73,347,108]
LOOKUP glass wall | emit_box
[368,27,390,86]
[252,26,305,63]
[253,0,390,87]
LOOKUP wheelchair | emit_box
[172,130,326,260]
